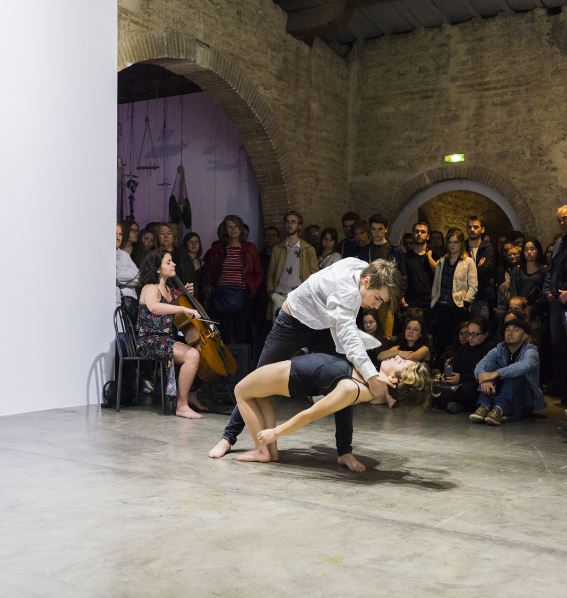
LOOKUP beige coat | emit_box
[431,255,478,308]
[266,239,318,295]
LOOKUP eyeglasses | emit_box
[467,332,484,338]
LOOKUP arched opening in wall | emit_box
[390,179,523,246]
[117,62,264,254]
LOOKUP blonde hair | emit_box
[397,361,431,409]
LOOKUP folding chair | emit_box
[113,306,167,413]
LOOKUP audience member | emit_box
[156,223,180,263]
[304,225,321,253]
[317,227,342,269]
[337,211,360,258]
[353,220,371,255]
[116,223,139,307]
[543,204,567,406]
[266,210,318,318]
[120,220,139,256]
[202,215,263,344]
[471,316,545,425]
[402,232,414,254]
[431,227,478,352]
[436,319,470,371]
[429,230,445,257]
[404,222,437,314]
[433,316,493,414]
[132,227,155,267]
[378,316,430,363]
[178,232,204,299]
[361,309,382,367]
[494,243,521,322]
[510,238,545,314]
[465,215,494,319]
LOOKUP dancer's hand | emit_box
[257,428,277,444]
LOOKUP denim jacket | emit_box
[474,342,545,411]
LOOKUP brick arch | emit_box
[389,166,536,243]
[118,31,291,226]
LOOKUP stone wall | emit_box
[349,8,567,245]
[118,0,350,230]
[419,191,511,242]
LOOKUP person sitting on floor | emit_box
[432,316,494,414]
[377,315,431,364]
[470,315,545,426]
[233,352,430,464]
[435,319,469,371]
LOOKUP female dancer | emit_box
[137,248,204,419]
[234,353,430,463]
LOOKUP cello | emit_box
[171,276,237,383]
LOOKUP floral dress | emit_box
[136,288,182,397]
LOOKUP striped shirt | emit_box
[218,246,245,288]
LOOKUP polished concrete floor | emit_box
[1,397,567,598]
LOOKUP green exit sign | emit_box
[443,153,465,163]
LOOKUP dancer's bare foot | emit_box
[235,447,272,463]
[338,453,366,473]
[208,439,231,459]
[175,405,203,419]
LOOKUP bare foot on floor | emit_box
[176,406,203,419]
[236,447,272,463]
[208,439,231,459]
[338,453,366,473]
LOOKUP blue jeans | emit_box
[222,309,354,456]
[477,376,535,417]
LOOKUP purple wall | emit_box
[117,92,261,252]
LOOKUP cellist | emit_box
[137,248,206,418]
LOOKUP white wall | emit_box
[0,1,117,416]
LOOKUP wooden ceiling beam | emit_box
[284,0,391,40]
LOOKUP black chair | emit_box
[113,306,167,413]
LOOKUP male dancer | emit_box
[208,257,402,472]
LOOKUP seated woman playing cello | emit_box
[233,353,430,464]
[137,248,204,419]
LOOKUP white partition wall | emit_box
[0,1,117,416]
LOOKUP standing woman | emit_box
[178,232,205,299]
[202,215,263,344]
[120,220,139,256]
[431,228,478,353]
[317,227,342,269]
[132,227,155,268]
[156,223,180,264]
[116,223,139,307]
[137,248,203,419]
[510,238,546,308]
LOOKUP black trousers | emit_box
[221,309,354,456]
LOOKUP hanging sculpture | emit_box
[169,96,191,231]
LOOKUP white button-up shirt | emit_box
[287,257,380,381]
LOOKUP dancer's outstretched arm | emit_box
[257,377,380,444]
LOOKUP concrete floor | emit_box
[1,398,567,598]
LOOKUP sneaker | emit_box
[469,405,490,423]
[485,406,504,426]
[446,401,463,414]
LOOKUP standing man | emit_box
[337,211,361,258]
[465,215,495,319]
[208,258,402,472]
[358,213,407,338]
[266,211,318,318]
[404,222,437,314]
[543,204,567,407]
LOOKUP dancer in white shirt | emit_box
[209,258,403,472]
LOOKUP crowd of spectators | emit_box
[115,203,567,431]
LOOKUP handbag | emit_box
[213,285,244,312]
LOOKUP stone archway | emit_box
[389,166,534,243]
[118,31,292,226]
